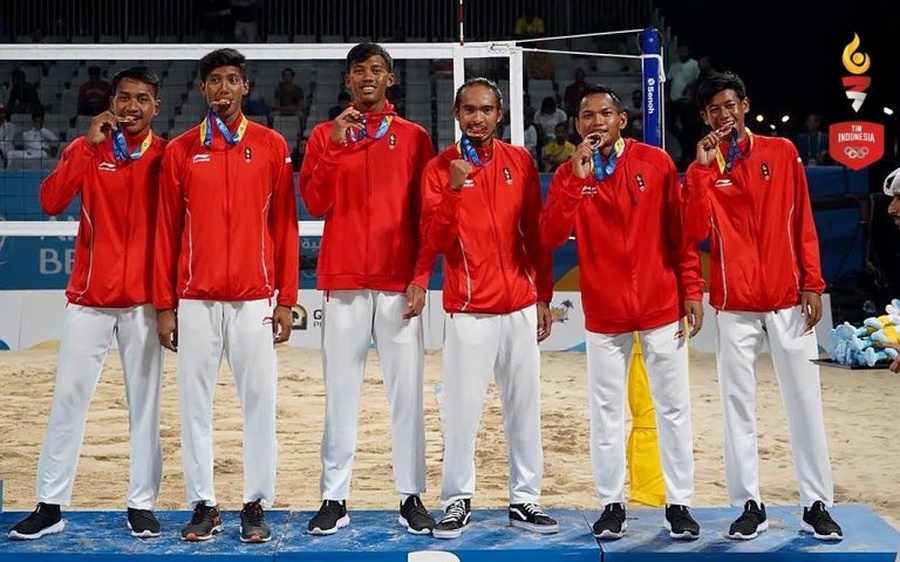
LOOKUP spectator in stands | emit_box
[563,68,589,117]
[541,121,577,172]
[197,0,231,42]
[698,55,716,81]
[533,96,567,140]
[502,105,540,162]
[291,135,307,172]
[7,69,41,115]
[328,90,352,120]
[231,0,259,43]
[514,6,546,39]
[78,66,113,116]
[666,45,700,170]
[0,103,14,165]
[524,42,555,82]
[273,68,308,120]
[795,113,829,166]
[6,109,58,162]
[625,89,643,138]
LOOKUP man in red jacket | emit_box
[299,42,437,536]
[8,67,166,541]
[154,48,298,544]
[540,84,704,541]
[684,71,842,541]
[421,77,557,539]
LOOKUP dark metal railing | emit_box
[0,0,653,44]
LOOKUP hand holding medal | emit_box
[330,106,365,143]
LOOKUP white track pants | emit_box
[37,304,162,509]
[716,306,834,508]
[585,321,695,506]
[177,299,278,508]
[319,290,426,500]
[439,306,544,508]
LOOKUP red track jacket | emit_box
[421,140,553,314]
[154,117,299,309]
[540,138,703,333]
[299,102,436,291]
[40,133,166,307]
[683,133,825,311]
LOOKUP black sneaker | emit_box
[801,500,843,541]
[433,498,471,539]
[664,504,700,540]
[307,500,349,535]
[728,500,768,540]
[592,503,626,540]
[8,503,65,540]
[239,500,272,543]
[127,508,161,538]
[399,495,435,535]
[509,503,560,534]
[181,503,223,541]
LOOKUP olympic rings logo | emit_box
[843,146,870,158]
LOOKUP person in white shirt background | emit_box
[666,44,700,169]
[0,103,15,163]
[6,109,58,161]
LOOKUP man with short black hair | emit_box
[9,66,167,541]
[155,47,298,544]
[300,42,436,536]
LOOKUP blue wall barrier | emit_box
[0,167,868,291]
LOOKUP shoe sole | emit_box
[800,521,843,541]
[307,514,350,536]
[728,520,768,540]
[592,526,626,539]
[433,524,470,540]
[240,527,273,543]
[181,523,224,541]
[663,519,700,541]
[510,519,560,534]
[8,520,65,540]
[398,515,434,535]
[128,521,161,539]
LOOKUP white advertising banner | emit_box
[0,290,833,354]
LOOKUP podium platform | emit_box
[1,504,897,561]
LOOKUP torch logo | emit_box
[841,33,870,113]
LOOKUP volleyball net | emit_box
[0,32,664,350]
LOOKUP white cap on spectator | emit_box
[884,166,900,196]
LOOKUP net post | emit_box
[508,45,525,147]
[639,27,663,148]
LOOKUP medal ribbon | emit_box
[715,128,754,173]
[348,114,393,143]
[458,135,488,168]
[111,129,152,161]
[591,137,625,181]
[199,107,248,149]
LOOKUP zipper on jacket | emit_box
[123,160,133,300]
[225,151,231,298]
[486,165,513,310]
[610,172,638,319]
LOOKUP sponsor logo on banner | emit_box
[291,304,308,330]
[550,299,575,323]
[829,33,883,170]
[645,77,656,118]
